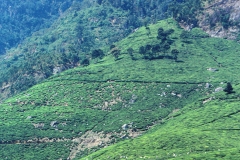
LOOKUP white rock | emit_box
[122,124,128,130]
[215,87,223,92]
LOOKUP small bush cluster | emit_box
[137,27,178,60]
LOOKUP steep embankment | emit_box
[0,19,240,159]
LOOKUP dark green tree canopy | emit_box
[81,58,90,66]
[224,82,234,94]
[91,49,105,59]
[0,0,73,54]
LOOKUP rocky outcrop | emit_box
[50,121,59,128]
[215,87,224,92]
[198,0,240,39]
[122,124,129,130]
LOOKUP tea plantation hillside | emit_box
[84,84,240,159]
[0,19,240,159]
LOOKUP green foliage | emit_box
[0,0,74,54]
[224,82,234,94]
[0,4,129,99]
[127,47,135,60]
[138,27,175,60]
[110,47,121,60]
[0,0,175,100]
[0,142,71,160]
[168,0,202,27]
[139,46,146,55]
[0,0,206,101]
[1,18,240,159]
[157,28,174,43]
[171,49,179,61]
[84,84,240,159]
[127,48,134,56]
[91,49,105,59]
[81,58,90,66]
[180,28,210,44]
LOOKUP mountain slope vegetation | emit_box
[0,18,240,159]
[2,0,240,101]
[84,84,240,159]
[0,0,203,101]
[0,4,130,100]
[0,0,74,54]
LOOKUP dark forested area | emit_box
[0,0,74,54]
[97,0,202,26]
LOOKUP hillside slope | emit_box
[0,4,131,100]
[84,84,240,159]
[0,0,203,101]
[0,0,74,54]
[4,0,240,102]
[0,19,240,159]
